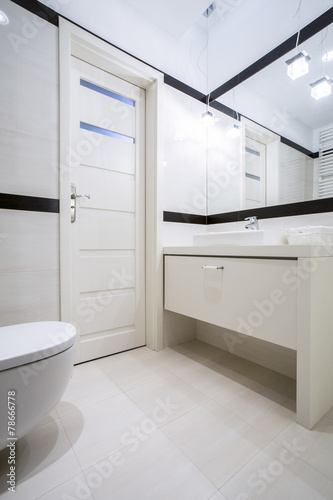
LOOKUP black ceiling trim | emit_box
[209,7,333,102]
[210,100,241,120]
[280,136,317,158]
[163,74,206,102]
[163,211,207,225]
[10,0,59,26]
[0,193,59,213]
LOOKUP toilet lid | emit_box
[0,322,76,371]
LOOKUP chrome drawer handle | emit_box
[202,265,224,270]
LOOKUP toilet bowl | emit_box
[0,321,76,450]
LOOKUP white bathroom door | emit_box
[69,57,146,363]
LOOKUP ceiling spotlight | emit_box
[323,51,333,63]
[201,110,215,127]
[310,76,332,100]
[0,11,9,25]
[227,124,241,138]
[285,51,310,80]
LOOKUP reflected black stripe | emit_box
[0,193,59,213]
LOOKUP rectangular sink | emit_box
[193,230,264,246]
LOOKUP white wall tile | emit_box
[0,210,59,273]
[0,129,58,199]
[0,0,58,199]
[0,270,59,327]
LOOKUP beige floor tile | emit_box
[151,346,204,373]
[221,440,333,499]
[245,366,296,404]
[275,416,333,481]
[0,419,81,500]
[126,373,209,426]
[35,472,94,499]
[162,400,269,488]
[95,350,170,391]
[216,386,295,439]
[56,361,123,417]
[325,406,333,420]
[60,393,149,470]
[84,429,217,500]
[172,362,244,399]
[209,491,228,500]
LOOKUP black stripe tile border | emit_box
[10,0,59,26]
[0,193,59,213]
[163,211,207,225]
[207,198,333,225]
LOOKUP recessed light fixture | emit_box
[323,51,333,63]
[201,110,215,127]
[285,51,310,80]
[310,76,333,100]
[0,11,9,25]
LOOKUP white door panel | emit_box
[79,210,135,250]
[79,165,135,212]
[79,251,135,293]
[69,57,145,362]
[77,128,135,173]
[77,291,135,335]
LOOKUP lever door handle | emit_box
[71,193,91,200]
[71,183,91,223]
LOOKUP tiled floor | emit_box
[1,339,333,499]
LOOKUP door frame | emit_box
[59,18,164,352]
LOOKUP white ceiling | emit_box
[38,0,333,93]
[37,0,333,148]
[120,0,213,38]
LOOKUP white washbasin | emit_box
[193,230,264,246]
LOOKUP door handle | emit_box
[71,193,91,200]
[202,265,224,270]
[71,183,90,223]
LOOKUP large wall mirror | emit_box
[207,19,333,218]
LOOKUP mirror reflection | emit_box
[208,21,333,215]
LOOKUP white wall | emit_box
[0,0,60,326]
[207,111,242,214]
[162,85,207,215]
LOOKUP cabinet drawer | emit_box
[164,255,297,349]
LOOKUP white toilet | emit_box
[0,321,76,450]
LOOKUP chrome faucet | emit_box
[245,216,259,230]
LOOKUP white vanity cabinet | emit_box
[164,246,333,430]
[164,255,297,350]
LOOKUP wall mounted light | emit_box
[0,10,9,25]
[285,51,310,80]
[310,76,332,100]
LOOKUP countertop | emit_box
[163,245,333,259]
